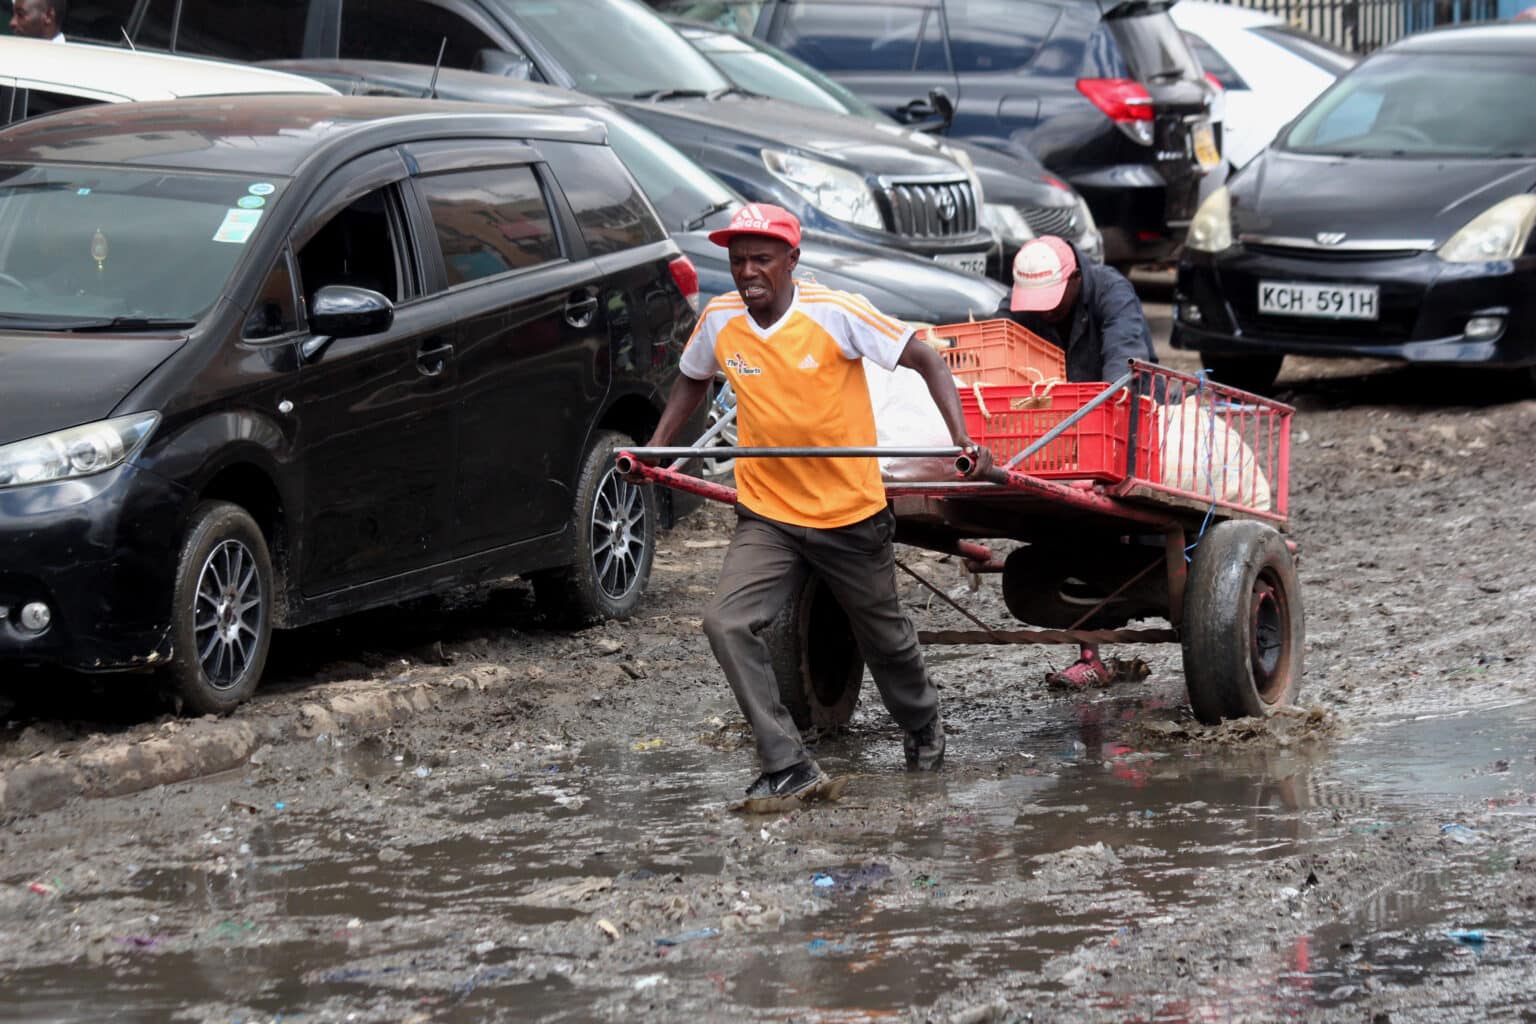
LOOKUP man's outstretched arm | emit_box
[645,373,714,450]
[896,337,994,475]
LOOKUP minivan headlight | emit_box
[762,150,883,230]
[1438,194,1536,263]
[0,413,159,488]
[1188,186,1233,253]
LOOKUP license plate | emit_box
[1193,122,1221,171]
[934,251,987,276]
[1259,280,1380,320]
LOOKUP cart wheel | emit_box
[1182,520,1303,723]
[764,576,863,731]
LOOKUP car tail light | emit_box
[1076,78,1155,145]
[1043,176,1071,192]
[1204,72,1224,91]
[669,254,700,313]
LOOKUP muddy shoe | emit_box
[744,759,824,800]
[903,715,945,771]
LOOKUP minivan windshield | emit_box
[678,24,888,120]
[1282,53,1536,158]
[585,108,741,230]
[0,165,284,328]
[499,0,731,97]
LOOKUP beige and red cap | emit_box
[1009,236,1078,312]
[708,203,802,248]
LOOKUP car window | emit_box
[683,24,889,119]
[341,0,515,70]
[1183,31,1247,91]
[661,0,766,35]
[19,88,101,120]
[1284,52,1536,158]
[1108,9,1201,84]
[296,188,409,307]
[944,0,1058,73]
[244,249,301,340]
[777,2,947,73]
[1253,24,1356,77]
[417,166,563,286]
[131,0,309,60]
[0,165,289,325]
[538,139,668,255]
[501,0,730,97]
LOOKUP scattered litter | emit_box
[655,927,720,946]
[273,802,286,811]
[118,934,159,949]
[633,974,665,990]
[810,863,892,892]
[1447,930,1488,946]
[212,920,258,938]
[812,873,835,888]
[597,919,621,941]
[413,765,431,778]
[228,800,261,815]
[1440,824,1481,845]
[683,539,730,549]
[27,881,58,897]
[473,940,497,955]
[517,877,613,906]
[632,738,665,752]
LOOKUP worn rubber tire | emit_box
[533,429,655,627]
[166,501,273,715]
[1181,520,1304,724]
[1200,353,1283,396]
[764,576,863,731]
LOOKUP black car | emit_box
[1173,22,1536,394]
[668,16,1105,278]
[655,0,1219,265]
[0,96,701,712]
[267,60,1009,323]
[68,0,996,277]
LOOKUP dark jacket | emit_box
[995,243,1156,382]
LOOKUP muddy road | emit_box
[2,329,1536,1023]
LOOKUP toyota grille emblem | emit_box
[1316,231,1347,246]
[936,191,958,222]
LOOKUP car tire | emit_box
[533,429,655,627]
[166,501,273,715]
[1181,520,1303,724]
[764,575,863,732]
[1200,354,1283,395]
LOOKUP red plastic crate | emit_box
[959,382,1156,483]
[927,318,1066,387]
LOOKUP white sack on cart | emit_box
[1157,398,1273,510]
[864,361,959,482]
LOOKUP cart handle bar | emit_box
[618,445,982,479]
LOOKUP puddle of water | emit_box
[4,697,1533,1022]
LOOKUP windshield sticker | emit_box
[213,208,263,245]
[237,195,266,209]
[247,182,275,196]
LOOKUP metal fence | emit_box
[1215,0,1502,52]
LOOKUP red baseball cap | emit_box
[1010,236,1078,312]
[708,203,802,248]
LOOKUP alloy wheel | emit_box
[590,466,648,599]
[193,538,264,689]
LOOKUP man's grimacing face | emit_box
[728,235,799,319]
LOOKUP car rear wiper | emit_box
[706,86,758,100]
[65,316,198,332]
[684,199,735,232]
[632,88,710,101]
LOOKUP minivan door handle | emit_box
[564,291,599,328]
[416,341,454,377]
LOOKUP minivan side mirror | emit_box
[302,285,394,362]
[474,49,534,79]
[906,86,957,134]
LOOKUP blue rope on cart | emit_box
[1183,369,1222,562]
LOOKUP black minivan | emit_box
[654,0,1219,264]
[67,0,997,277]
[0,96,700,713]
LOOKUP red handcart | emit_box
[618,359,1300,728]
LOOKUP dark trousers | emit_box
[702,506,939,773]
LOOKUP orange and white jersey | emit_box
[679,283,913,529]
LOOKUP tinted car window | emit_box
[341,0,509,68]
[244,249,300,340]
[1183,31,1247,90]
[136,0,309,60]
[945,0,1058,73]
[297,188,407,303]
[539,141,667,255]
[418,167,562,285]
[681,24,888,118]
[1284,52,1536,158]
[558,111,739,231]
[0,164,286,322]
[777,2,947,72]
[20,88,99,119]
[502,0,730,97]
[1109,9,1201,83]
